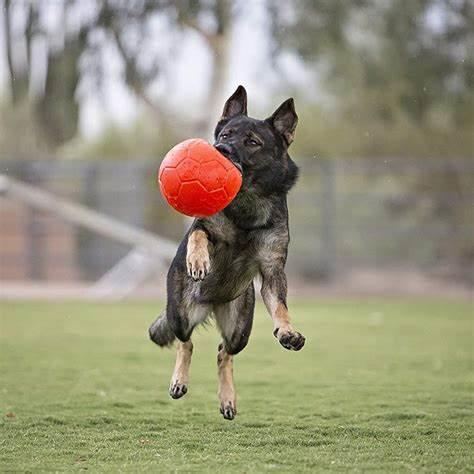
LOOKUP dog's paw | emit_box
[274,328,306,351]
[186,251,210,281]
[220,401,237,421]
[169,380,188,399]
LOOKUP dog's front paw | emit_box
[186,251,210,281]
[274,328,306,351]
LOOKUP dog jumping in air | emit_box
[149,85,306,420]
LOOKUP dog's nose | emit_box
[214,143,233,158]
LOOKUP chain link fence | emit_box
[1,158,473,284]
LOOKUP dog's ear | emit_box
[220,85,248,120]
[268,98,298,146]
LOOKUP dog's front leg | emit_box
[186,229,211,280]
[261,267,305,351]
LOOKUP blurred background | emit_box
[0,0,472,299]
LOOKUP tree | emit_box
[90,0,232,137]
[270,0,474,128]
[1,0,234,150]
[2,0,88,147]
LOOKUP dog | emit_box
[149,85,305,420]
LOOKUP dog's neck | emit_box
[223,189,283,231]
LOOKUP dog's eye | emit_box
[221,133,229,139]
[249,139,260,147]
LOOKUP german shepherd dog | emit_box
[149,85,305,420]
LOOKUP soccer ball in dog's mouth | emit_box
[158,138,242,218]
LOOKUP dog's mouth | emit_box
[214,144,243,174]
[231,161,243,173]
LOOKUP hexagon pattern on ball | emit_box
[158,138,242,218]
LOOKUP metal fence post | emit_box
[320,159,337,280]
[23,162,43,280]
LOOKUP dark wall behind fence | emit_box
[1,159,473,283]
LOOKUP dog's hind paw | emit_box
[274,328,306,351]
[220,402,237,421]
[169,381,188,399]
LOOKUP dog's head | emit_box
[214,85,299,196]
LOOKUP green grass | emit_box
[1,298,472,472]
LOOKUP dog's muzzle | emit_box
[214,143,243,173]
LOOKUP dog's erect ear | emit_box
[220,85,248,120]
[268,98,298,146]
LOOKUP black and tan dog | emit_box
[149,85,305,420]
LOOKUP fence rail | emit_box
[1,158,473,283]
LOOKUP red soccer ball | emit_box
[158,138,242,218]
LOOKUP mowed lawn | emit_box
[0,299,472,472]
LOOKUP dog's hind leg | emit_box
[214,283,255,420]
[169,340,193,399]
[162,234,211,400]
[214,282,255,356]
[217,344,236,420]
[167,301,211,399]
[149,310,176,347]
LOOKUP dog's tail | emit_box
[148,311,176,347]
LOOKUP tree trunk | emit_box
[34,37,82,147]
[202,0,232,140]
[3,0,29,104]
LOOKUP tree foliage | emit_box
[1,0,473,158]
[1,0,232,152]
[271,0,474,136]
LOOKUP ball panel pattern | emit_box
[159,168,180,197]
[224,168,242,200]
[177,158,201,182]
[197,161,228,192]
[159,140,191,168]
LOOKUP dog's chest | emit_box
[213,231,260,272]
[199,210,288,303]
[206,211,287,267]
[224,191,273,230]
[196,230,263,303]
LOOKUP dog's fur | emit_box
[149,86,305,420]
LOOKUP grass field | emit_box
[1,298,472,472]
